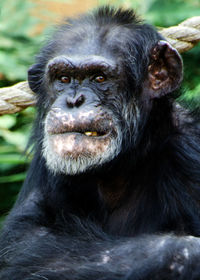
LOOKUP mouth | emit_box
[67,129,108,138]
[48,125,110,138]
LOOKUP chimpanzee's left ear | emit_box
[147,40,183,98]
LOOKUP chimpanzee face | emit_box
[41,54,131,175]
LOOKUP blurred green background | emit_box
[0,0,200,226]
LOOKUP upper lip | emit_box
[46,109,114,137]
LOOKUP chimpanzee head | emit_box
[28,7,183,175]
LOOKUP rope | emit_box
[0,82,36,115]
[160,16,200,52]
[0,16,200,115]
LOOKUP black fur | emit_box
[1,6,200,280]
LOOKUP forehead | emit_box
[53,23,130,60]
[47,55,116,68]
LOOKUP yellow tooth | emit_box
[84,131,98,137]
[84,132,93,136]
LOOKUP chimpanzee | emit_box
[1,6,200,280]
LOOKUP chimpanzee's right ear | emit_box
[28,64,43,93]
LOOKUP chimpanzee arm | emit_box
[1,216,200,280]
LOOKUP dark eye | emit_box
[60,76,71,83]
[94,75,106,83]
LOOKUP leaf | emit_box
[0,115,16,129]
[0,128,29,150]
[0,154,28,164]
[0,172,26,183]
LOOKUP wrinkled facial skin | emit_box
[42,55,138,175]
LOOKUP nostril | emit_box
[66,100,74,108]
[75,95,85,108]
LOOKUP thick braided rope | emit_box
[160,16,200,53]
[0,16,200,115]
[0,82,36,115]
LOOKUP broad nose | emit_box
[66,94,85,109]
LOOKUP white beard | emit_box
[42,127,122,175]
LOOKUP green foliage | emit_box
[0,0,44,219]
[0,1,33,220]
[146,0,200,26]
[0,0,44,81]
[99,0,200,24]
[0,108,35,219]
[181,45,200,105]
